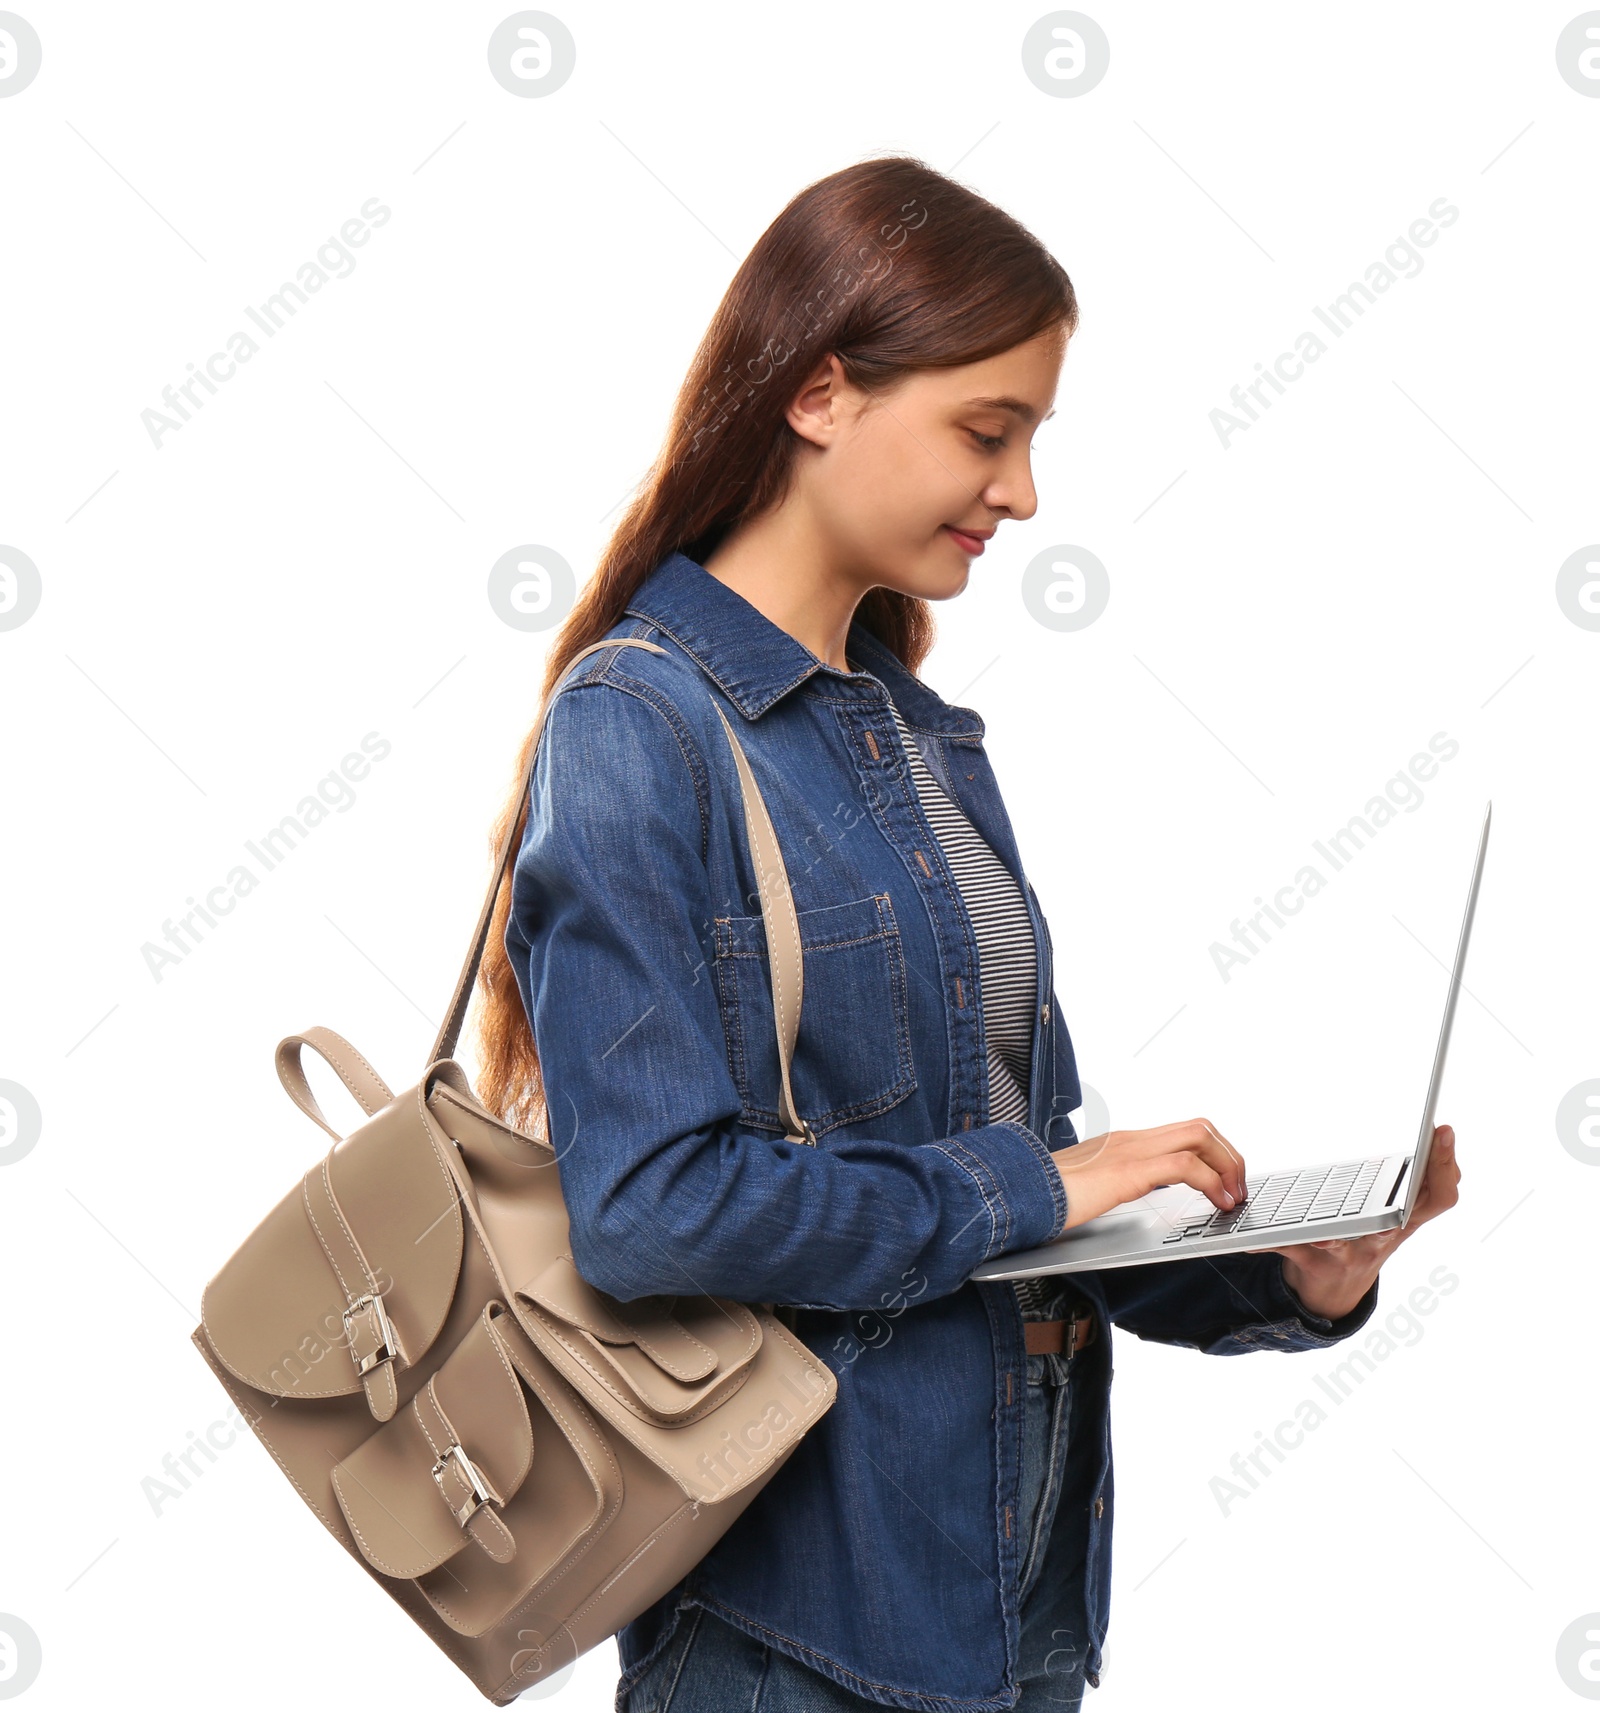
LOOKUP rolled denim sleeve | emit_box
[504,679,1067,1311]
[1095,1248,1380,1355]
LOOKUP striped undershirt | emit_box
[875,691,1058,1320]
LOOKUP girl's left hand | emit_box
[1247,1123,1460,1321]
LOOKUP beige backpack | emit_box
[191,637,836,1703]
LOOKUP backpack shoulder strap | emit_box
[709,700,813,1146]
[430,635,815,1146]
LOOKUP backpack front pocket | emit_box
[713,890,917,1137]
[331,1299,621,1638]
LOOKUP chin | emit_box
[866,547,969,603]
[920,557,972,600]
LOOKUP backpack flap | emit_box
[198,1042,465,1424]
[518,1252,761,1425]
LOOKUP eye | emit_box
[968,429,1006,452]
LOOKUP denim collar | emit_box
[623,549,984,738]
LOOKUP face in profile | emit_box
[781,323,1067,603]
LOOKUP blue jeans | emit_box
[619,1338,1093,1712]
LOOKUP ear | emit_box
[785,352,850,450]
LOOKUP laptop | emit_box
[972,800,1491,1282]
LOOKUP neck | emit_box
[701,510,871,672]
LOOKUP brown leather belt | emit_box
[1024,1306,1097,1357]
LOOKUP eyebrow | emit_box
[964,395,1056,427]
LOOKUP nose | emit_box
[986,455,1039,524]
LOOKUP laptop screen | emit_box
[1396,801,1491,1221]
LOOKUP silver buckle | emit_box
[1062,1307,1087,1365]
[431,1443,500,1528]
[342,1290,400,1378]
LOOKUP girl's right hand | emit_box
[1048,1119,1248,1230]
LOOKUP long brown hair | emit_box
[474,153,1078,1130]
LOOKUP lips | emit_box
[943,525,989,557]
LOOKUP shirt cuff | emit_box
[1265,1254,1381,1343]
[967,1117,1069,1255]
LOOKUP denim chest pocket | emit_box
[712,891,917,1138]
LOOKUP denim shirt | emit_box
[505,549,1381,1711]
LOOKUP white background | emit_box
[1,2,1596,1709]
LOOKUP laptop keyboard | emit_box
[1159,1158,1387,1245]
